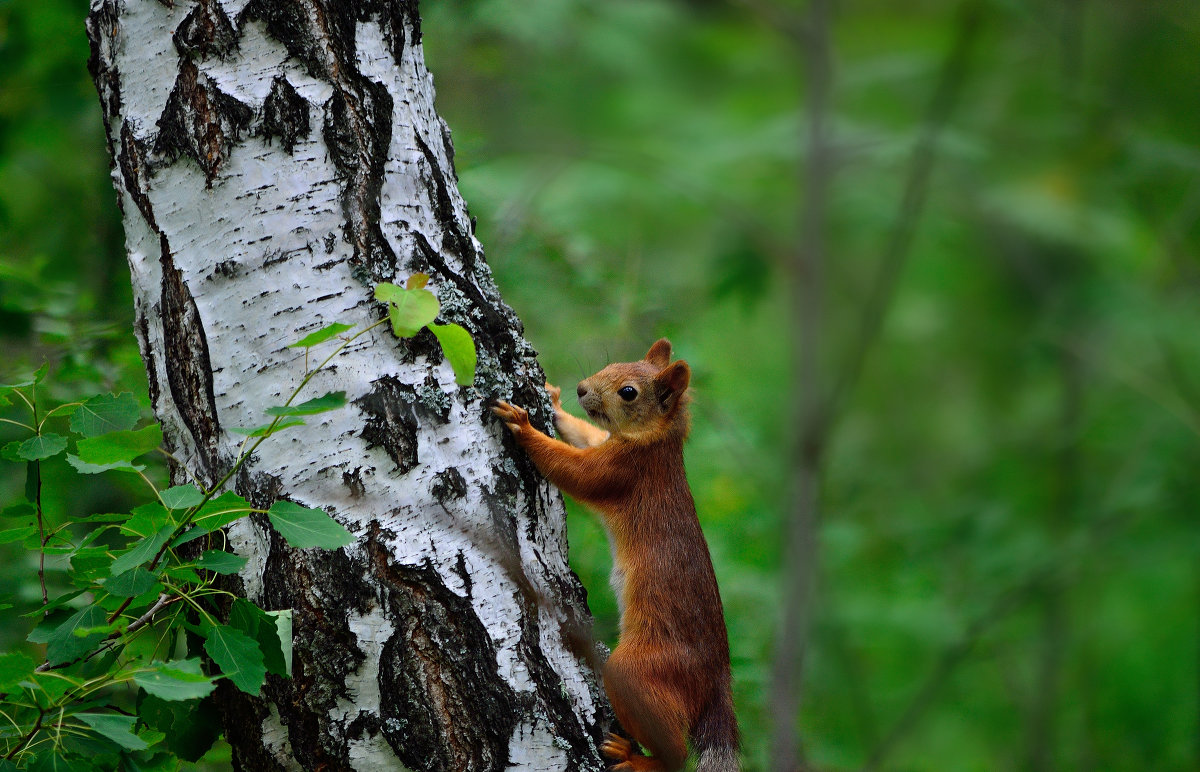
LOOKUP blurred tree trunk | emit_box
[86,1,607,769]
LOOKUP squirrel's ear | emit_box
[645,338,672,369]
[654,360,690,410]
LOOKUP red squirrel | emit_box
[493,339,739,772]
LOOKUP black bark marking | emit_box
[323,81,396,279]
[173,0,239,60]
[85,0,122,149]
[159,235,221,472]
[417,373,452,424]
[355,375,420,475]
[241,0,403,281]
[119,122,158,231]
[431,467,466,508]
[365,526,517,772]
[136,310,161,414]
[414,131,476,271]
[342,466,366,498]
[258,75,311,153]
[154,59,252,186]
[452,549,472,597]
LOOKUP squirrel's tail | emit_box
[692,693,740,772]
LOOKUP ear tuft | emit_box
[654,360,690,411]
[645,338,672,369]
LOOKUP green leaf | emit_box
[0,524,37,544]
[228,418,305,437]
[76,713,148,751]
[372,282,404,303]
[111,525,174,575]
[288,322,355,348]
[65,454,145,475]
[133,659,218,701]
[103,568,161,598]
[125,503,172,537]
[75,425,162,465]
[0,651,36,692]
[191,491,253,532]
[406,272,430,290]
[196,550,247,575]
[15,434,67,461]
[229,599,287,677]
[69,393,140,437]
[269,610,293,676]
[429,322,478,386]
[264,392,346,417]
[23,589,85,618]
[160,484,204,510]
[45,605,108,665]
[267,500,354,549]
[376,283,440,337]
[1,501,35,518]
[202,624,266,695]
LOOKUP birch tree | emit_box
[86,1,607,768]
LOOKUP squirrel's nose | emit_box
[577,384,588,400]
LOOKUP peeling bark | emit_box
[87,1,607,769]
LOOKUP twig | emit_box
[3,708,43,761]
[36,593,181,673]
[826,0,985,424]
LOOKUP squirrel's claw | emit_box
[491,400,530,435]
[545,381,563,410]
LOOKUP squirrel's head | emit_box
[576,338,691,441]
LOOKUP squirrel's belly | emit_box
[605,530,627,622]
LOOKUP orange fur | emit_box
[493,339,739,772]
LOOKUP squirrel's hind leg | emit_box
[602,646,689,772]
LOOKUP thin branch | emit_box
[36,593,181,673]
[826,0,985,423]
[768,0,833,768]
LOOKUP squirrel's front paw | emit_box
[545,382,563,411]
[491,401,531,435]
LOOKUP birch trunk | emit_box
[86,1,607,769]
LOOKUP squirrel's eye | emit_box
[618,386,638,401]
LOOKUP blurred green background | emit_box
[2,0,1198,769]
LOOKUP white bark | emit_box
[87,1,607,769]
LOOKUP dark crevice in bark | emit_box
[258,75,312,153]
[154,59,253,186]
[119,122,158,232]
[355,375,422,475]
[174,0,240,60]
[241,522,373,770]
[158,234,222,475]
[365,523,517,772]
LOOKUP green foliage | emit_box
[0,317,382,767]
[375,274,479,385]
